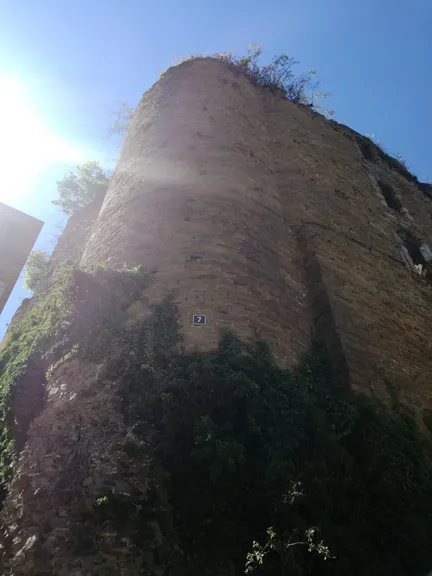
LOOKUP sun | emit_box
[0,76,85,205]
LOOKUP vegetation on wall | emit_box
[1,262,432,574]
[49,46,430,222]
[52,160,111,215]
[197,44,431,195]
[358,133,432,199]
[94,45,432,203]
[109,100,134,141]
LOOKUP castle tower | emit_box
[82,57,432,412]
[82,58,313,367]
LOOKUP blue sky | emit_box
[0,0,431,337]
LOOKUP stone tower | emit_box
[1,57,432,574]
[83,57,432,413]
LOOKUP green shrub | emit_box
[109,100,134,142]
[52,161,110,216]
[3,270,431,575]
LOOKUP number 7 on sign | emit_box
[192,314,207,326]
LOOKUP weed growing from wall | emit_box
[3,270,432,575]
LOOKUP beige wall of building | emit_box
[0,202,43,314]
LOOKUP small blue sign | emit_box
[192,314,207,326]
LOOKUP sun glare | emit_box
[0,76,85,204]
